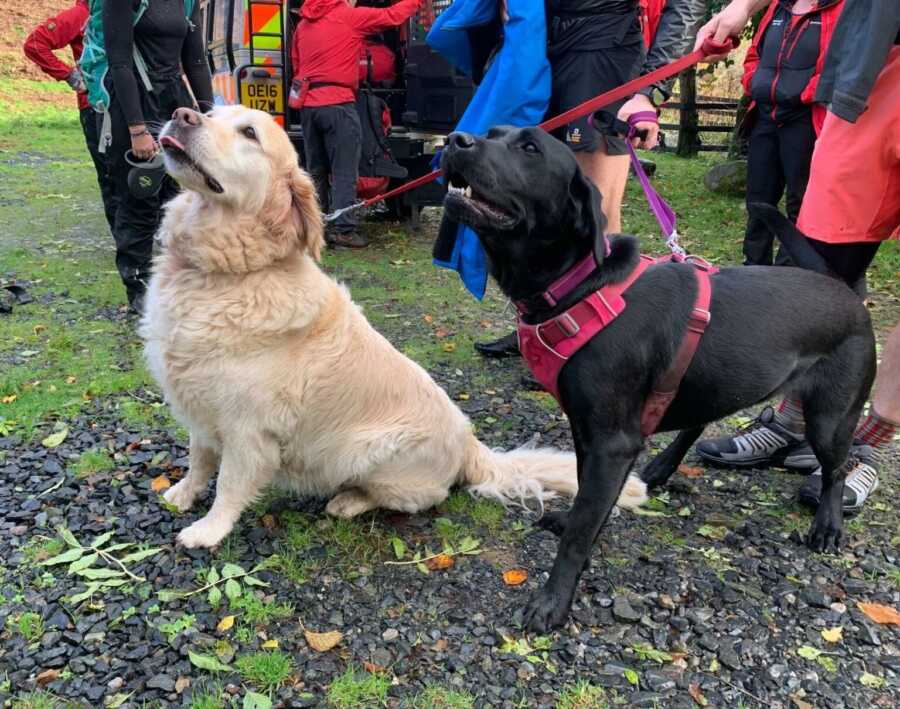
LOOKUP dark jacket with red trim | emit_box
[23,0,89,111]
[292,0,421,108]
[742,0,844,131]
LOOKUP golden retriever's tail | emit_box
[461,434,648,511]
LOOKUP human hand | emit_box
[66,68,86,93]
[617,94,659,150]
[694,0,756,60]
[129,126,158,161]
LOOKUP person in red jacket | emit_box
[291,0,421,249]
[23,0,117,234]
[739,0,844,267]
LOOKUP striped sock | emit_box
[855,410,898,450]
[774,397,805,434]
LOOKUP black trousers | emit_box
[300,103,361,234]
[79,107,118,234]
[102,76,193,304]
[744,109,816,266]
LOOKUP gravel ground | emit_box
[1,353,898,707]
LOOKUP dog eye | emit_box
[241,126,258,141]
[522,142,539,154]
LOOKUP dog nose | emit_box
[448,132,475,150]
[173,107,202,126]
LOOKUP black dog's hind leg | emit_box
[640,427,705,489]
[523,430,641,632]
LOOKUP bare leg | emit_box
[872,322,900,423]
[177,432,279,549]
[575,147,630,234]
[164,432,219,512]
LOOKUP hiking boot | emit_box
[474,331,520,359]
[783,441,820,473]
[327,232,369,249]
[797,444,879,514]
[695,406,807,468]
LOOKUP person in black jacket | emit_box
[102,0,213,313]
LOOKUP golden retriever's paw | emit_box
[164,480,200,512]
[177,516,232,549]
[325,489,377,518]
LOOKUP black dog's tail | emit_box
[747,202,830,275]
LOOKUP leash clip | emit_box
[323,201,366,223]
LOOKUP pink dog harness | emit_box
[517,252,718,437]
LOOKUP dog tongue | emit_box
[160,135,185,151]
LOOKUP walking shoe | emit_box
[327,232,369,249]
[474,331,520,359]
[782,441,820,473]
[695,406,807,468]
[797,444,879,514]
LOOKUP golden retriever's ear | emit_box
[287,166,325,261]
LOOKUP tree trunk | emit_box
[676,68,700,158]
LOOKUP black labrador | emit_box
[440,126,876,632]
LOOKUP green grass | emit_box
[327,666,390,709]
[230,593,293,627]
[22,536,66,564]
[11,691,67,709]
[188,683,225,709]
[10,611,43,643]
[71,448,116,478]
[405,685,475,708]
[556,681,607,709]
[158,614,196,644]
[235,650,293,692]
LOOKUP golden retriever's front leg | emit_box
[325,489,378,518]
[164,433,220,512]
[177,433,278,549]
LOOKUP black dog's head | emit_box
[441,126,609,301]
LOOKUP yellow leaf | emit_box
[216,615,235,632]
[502,569,528,586]
[261,639,279,649]
[425,553,455,571]
[858,601,900,626]
[151,475,171,492]
[457,393,470,401]
[1,395,16,404]
[33,325,46,335]
[442,342,457,353]
[66,376,77,384]
[821,627,843,643]
[305,629,342,652]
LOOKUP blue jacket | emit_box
[429,0,551,299]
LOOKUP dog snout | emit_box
[447,132,476,151]
[173,107,202,127]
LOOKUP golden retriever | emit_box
[140,106,647,549]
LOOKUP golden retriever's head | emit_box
[159,106,324,270]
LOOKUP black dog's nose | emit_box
[172,107,202,126]
[448,132,475,150]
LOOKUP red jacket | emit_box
[292,0,421,108]
[742,0,844,134]
[639,0,667,48]
[23,1,89,111]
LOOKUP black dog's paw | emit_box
[522,588,570,633]
[534,511,568,537]
[639,458,675,489]
[805,512,842,553]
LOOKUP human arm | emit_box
[23,5,88,89]
[181,0,213,109]
[348,0,422,35]
[694,0,773,55]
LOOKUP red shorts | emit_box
[798,46,900,244]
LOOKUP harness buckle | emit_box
[555,312,581,337]
[688,307,711,333]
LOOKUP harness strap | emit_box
[132,47,154,93]
[639,261,715,436]
[98,110,112,154]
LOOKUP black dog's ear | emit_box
[568,166,608,266]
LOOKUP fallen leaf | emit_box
[425,553,455,571]
[457,393,470,400]
[790,695,813,709]
[151,475,171,492]
[42,427,68,448]
[423,315,434,323]
[821,626,843,643]
[858,602,900,625]
[216,615,235,632]
[502,569,528,586]
[188,650,233,673]
[797,645,823,660]
[442,342,456,353]
[33,325,46,335]
[678,464,704,478]
[174,676,190,694]
[260,514,277,531]
[261,639,279,649]
[688,682,708,707]
[1,394,16,404]
[36,669,59,687]
[125,441,141,453]
[363,661,386,673]
[434,327,450,338]
[243,691,272,709]
[859,672,886,689]
[66,376,77,384]
[305,629,342,652]
[432,638,448,652]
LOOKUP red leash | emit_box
[323,37,738,222]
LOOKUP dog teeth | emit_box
[448,185,466,196]
[464,186,472,198]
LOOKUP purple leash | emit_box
[624,111,686,259]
